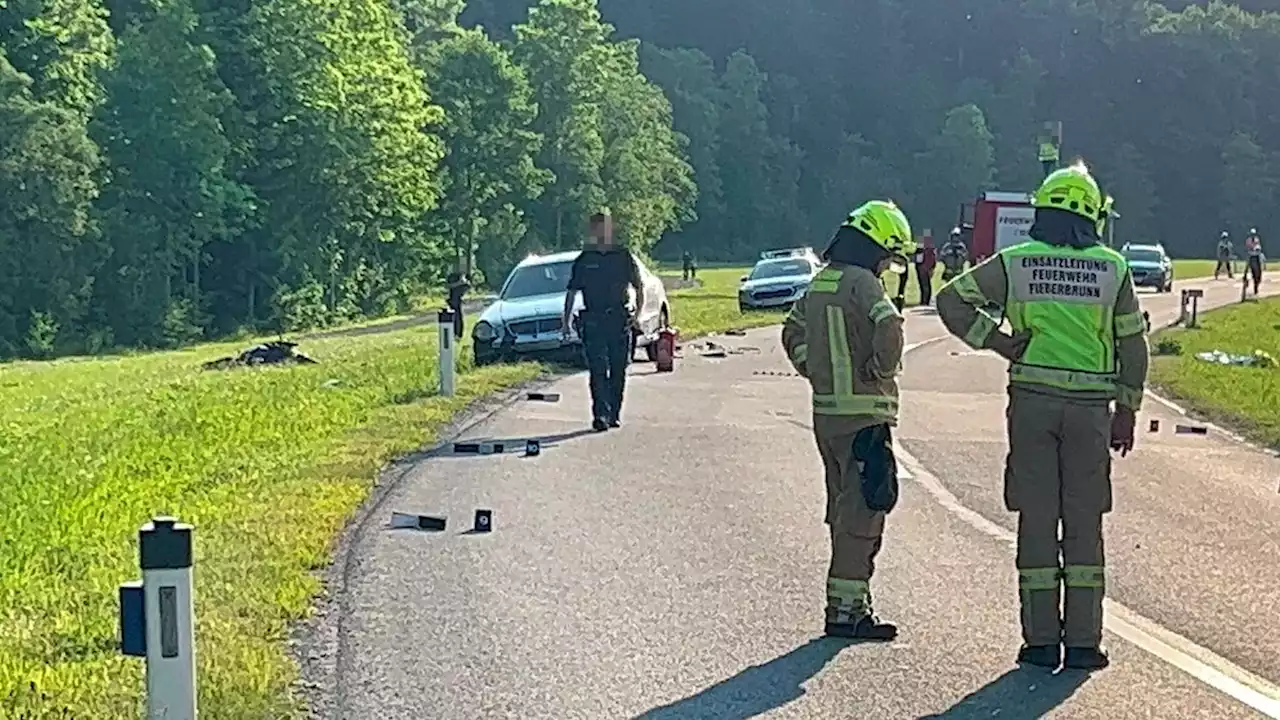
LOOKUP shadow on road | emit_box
[632,637,851,719]
[918,666,1090,719]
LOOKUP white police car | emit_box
[738,248,823,311]
[1121,243,1174,293]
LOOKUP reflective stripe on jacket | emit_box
[781,265,902,423]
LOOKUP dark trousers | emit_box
[449,302,464,339]
[581,310,630,422]
[917,267,932,305]
[1248,256,1263,292]
[1215,258,1233,279]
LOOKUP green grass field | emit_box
[0,267,775,718]
[1149,296,1280,448]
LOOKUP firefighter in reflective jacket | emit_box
[939,227,970,282]
[935,163,1148,670]
[782,200,918,640]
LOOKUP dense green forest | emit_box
[1,0,1277,358]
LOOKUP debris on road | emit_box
[525,439,540,457]
[725,328,747,336]
[526,392,561,402]
[202,339,317,370]
[473,510,492,533]
[753,370,801,378]
[700,341,728,358]
[1175,425,1208,435]
[453,440,515,454]
[1193,349,1276,368]
[390,512,447,531]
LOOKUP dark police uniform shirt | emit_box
[568,247,641,313]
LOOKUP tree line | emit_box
[5,0,1279,358]
[467,0,1280,263]
[0,0,693,358]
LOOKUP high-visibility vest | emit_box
[999,241,1138,394]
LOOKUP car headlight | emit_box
[473,321,497,342]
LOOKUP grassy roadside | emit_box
[0,266,771,718]
[1149,296,1280,448]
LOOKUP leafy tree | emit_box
[919,104,996,236]
[1099,143,1158,245]
[512,0,609,249]
[1220,131,1273,237]
[597,38,696,254]
[0,0,114,117]
[715,50,777,259]
[0,49,102,357]
[640,44,724,256]
[423,27,551,285]
[90,0,254,348]
[989,49,1046,192]
[231,0,446,326]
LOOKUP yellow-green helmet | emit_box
[842,200,917,259]
[1033,163,1104,222]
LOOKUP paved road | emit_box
[305,275,1280,719]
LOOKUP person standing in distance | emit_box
[935,162,1148,671]
[562,210,644,432]
[1215,231,1234,280]
[445,262,470,339]
[1244,228,1265,297]
[782,200,917,640]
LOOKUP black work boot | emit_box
[825,615,898,641]
[1017,644,1061,669]
[1063,646,1110,670]
[591,418,608,432]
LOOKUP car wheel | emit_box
[474,352,496,367]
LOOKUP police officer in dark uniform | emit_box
[562,210,644,432]
[445,263,469,339]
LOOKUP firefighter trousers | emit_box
[1004,388,1111,648]
[814,418,897,620]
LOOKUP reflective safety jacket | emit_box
[935,240,1149,410]
[781,264,903,429]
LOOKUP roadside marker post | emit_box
[1184,288,1203,328]
[119,516,198,719]
[438,309,456,397]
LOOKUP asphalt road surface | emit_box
[307,274,1280,719]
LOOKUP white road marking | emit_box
[900,335,1280,718]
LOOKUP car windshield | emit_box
[1124,249,1164,264]
[751,259,812,280]
[501,260,575,299]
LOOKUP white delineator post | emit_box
[140,517,197,719]
[438,309,456,397]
